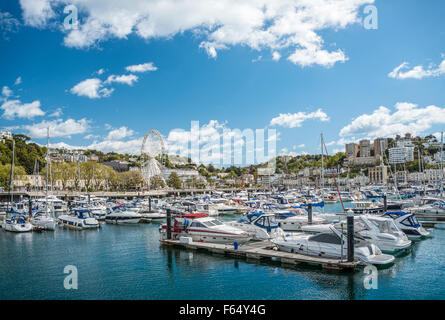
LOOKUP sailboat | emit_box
[31,127,57,231]
[2,138,33,232]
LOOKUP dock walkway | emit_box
[160,239,360,271]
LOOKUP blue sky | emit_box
[1,0,445,166]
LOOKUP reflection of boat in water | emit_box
[225,211,285,240]
[381,212,430,240]
[272,226,395,266]
[160,213,251,244]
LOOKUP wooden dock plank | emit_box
[160,239,359,270]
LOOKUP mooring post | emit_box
[308,203,313,225]
[149,196,152,212]
[383,194,387,212]
[347,209,354,262]
[166,208,172,240]
[28,197,32,217]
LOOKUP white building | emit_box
[434,151,445,163]
[389,147,414,164]
[425,169,445,184]
[0,130,12,141]
[397,140,414,148]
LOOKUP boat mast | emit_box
[46,127,49,202]
[441,132,444,197]
[9,138,15,211]
[321,133,324,189]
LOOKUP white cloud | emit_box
[388,58,445,80]
[0,12,20,39]
[19,0,373,68]
[270,108,330,128]
[252,55,263,63]
[14,77,22,85]
[288,48,347,68]
[87,138,143,154]
[272,51,281,61]
[105,74,138,86]
[19,0,54,27]
[2,86,13,97]
[23,118,90,138]
[1,99,45,119]
[106,126,134,140]
[49,107,62,117]
[70,78,114,99]
[339,102,445,139]
[125,62,157,73]
[95,68,105,75]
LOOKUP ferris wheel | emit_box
[141,130,166,188]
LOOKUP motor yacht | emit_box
[275,211,326,231]
[409,198,445,217]
[301,215,411,253]
[160,213,251,244]
[272,226,395,266]
[226,211,285,240]
[105,208,141,224]
[381,211,430,240]
[351,201,384,214]
[58,209,100,230]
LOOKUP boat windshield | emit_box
[202,221,217,227]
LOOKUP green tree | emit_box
[167,172,182,189]
[150,176,166,189]
[0,163,27,190]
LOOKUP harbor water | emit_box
[1,203,444,300]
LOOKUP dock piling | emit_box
[308,203,313,225]
[383,194,387,212]
[166,209,172,240]
[28,197,32,217]
[347,209,354,262]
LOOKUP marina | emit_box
[1,206,444,300]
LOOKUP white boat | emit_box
[194,203,219,216]
[272,226,395,265]
[160,213,251,244]
[409,198,445,217]
[275,211,327,232]
[301,215,411,253]
[34,196,67,217]
[226,211,285,240]
[2,215,33,232]
[351,201,384,214]
[31,207,57,231]
[139,210,166,222]
[381,211,430,240]
[105,209,141,224]
[59,209,99,230]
